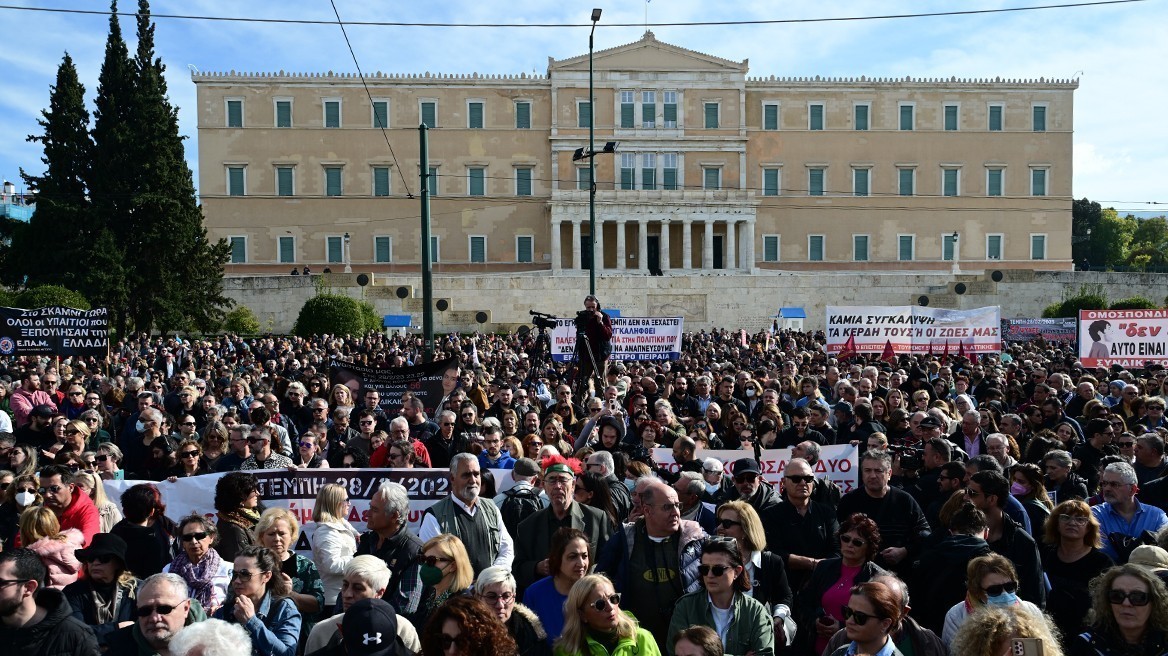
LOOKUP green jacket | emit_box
[666,590,774,656]
[553,626,662,656]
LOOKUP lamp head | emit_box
[591,8,603,22]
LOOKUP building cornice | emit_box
[746,75,1079,90]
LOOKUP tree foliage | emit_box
[293,295,365,337]
[1042,287,1107,318]
[359,300,383,334]
[1110,297,1160,310]
[223,305,260,334]
[1074,198,1168,270]
[14,285,90,310]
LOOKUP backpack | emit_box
[499,485,543,537]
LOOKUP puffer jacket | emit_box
[552,625,661,656]
[0,588,100,655]
[27,528,85,589]
[509,604,552,656]
[595,518,706,596]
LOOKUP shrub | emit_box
[1041,289,1107,318]
[358,300,383,334]
[1110,297,1159,310]
[0,288,13,307]
[223,305,261,334]
[293,294,365,337]
[14,285,90,310]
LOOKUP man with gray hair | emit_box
[105,572,209,655]
[673,471,715,533]
[357,482,422,613]
[1043,449,1089,503]
[584,450,631,521]
[168,619,251,656]
[420,452,513,575]
[792,439,843,506]
[985,433,1017,470]
[1093,461,1168,562]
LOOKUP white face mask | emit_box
[16,491,35,507]
[135,420,146,433]
[746,389,756,398]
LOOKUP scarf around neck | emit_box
[169,546,223,610]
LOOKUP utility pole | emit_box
[588,8,602,295]
[420,124,434,361]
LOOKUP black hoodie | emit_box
[0,587,100,656]
[910,533,994,634]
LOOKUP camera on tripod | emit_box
[529,310,558,331]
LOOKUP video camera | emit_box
[888,444,924,473]
[529,310,559,331]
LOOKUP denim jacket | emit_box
[214,593,302,656]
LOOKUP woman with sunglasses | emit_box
[1041,500,1115,645]
[405,533,475,632]
[74,471,123,533]
[523,527,592,646]
[213,545,302,656]
[828,581,905,656]
[292,431,329,469]
[200,420,229,469]
[419,594,518,656]
[0,473,40,549]
[167,439,210,480]
[79,409,112,450]
[163,514,232,614]
[1067,563,1168,655]
[796,513,886,656]
[667,537,773,656]
[941,553,1044,647]
[63,533,139,648]
[96,443,124,480]
[555,573,660,656]
[712,501,793,635]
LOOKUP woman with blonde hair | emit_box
[555,573,660,656]
[327,384,354,412]
[0,473,40,548]
[309,483,359,606]
[942,553,1044,646]
[406,533,475,631]
[22,505,84,589]
[254,507,324,638]
[951,604,1064,656]
[73,470,123,533]
[9,443,38,479]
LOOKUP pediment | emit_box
[549,31,748,74]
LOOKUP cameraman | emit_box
[574,294,612,398]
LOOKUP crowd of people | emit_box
[2,311,1168,655]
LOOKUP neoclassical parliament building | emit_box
[194,32,1076,277]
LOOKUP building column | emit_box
[616,219,627,270]
[703,220,714,270]
[638,219,649,272]
[682,219,693,270]
[551,219,562,273]
[660,219,671,273]
[725,220,736,271]
[571,220,582,271]
[742,219,755,271]
[594,218,604,272]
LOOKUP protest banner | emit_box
[0,306,109,356]
[1001,318,1077,343]
[330,358,458,417]
[825,306,1001,356]
[104,467,516,555]
[1079,309,1168,368]
[652,444,859,494]
[551,316,683,362]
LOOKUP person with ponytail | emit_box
[213,545,301,656]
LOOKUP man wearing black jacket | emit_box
[836,449,931,575]
[729,457,781,515]
[357,482,423,614]
[910,504,994,634]
[0,549,99,656]
[967,471,1046,608]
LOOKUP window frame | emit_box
[577,99,593,129]
[277,235,296,264]
[323,97,342,128]
[662,153,680,190]
[641,153,657,190]
[762,234,781,262]
[372,165,391,197]
[324,165,344,197]
[467,99,485,129]
[1030,167,1049,197]
[897,167,916,197]
[228,235,247,264]
[898,102,916,131]
[1030,234,1047,260]
[942,167,961,197]
[420,100,438,128]
[225,165,247,197]
[514,100,532,129]
[853,234,870,262]
[762,167,781,197]
[897,234,916,262]
[703,101,720,129]
[619,90,635,129]
[225,97,244,128]
[515,166,533,197]
[427,165,439,196]
[325,235,345,264]
[762,101,780,131]
[853,102,871,131]
[273,97,293,128]
[576,166,592,191]
[808,235,825,262]
[275,165,295,197]
[1032,103,1049,132]
[515,235,534,264]
[852,167,871,197]
[808,102,825,131]
[986,234,1004,260]
[467,166,486,197]
[943,102,960,131]
[663,90,679,128]
[808,167,826,196]
[619,152,636,191]
[641,90,656,129]
[374,235,393,263]
[986,167,1005,197]
[702,166,722,191]
[431,235,441,263]
[468,235,487,264]
[370,98,390,129]
[942,233,958,261]
[987,102,1004,131]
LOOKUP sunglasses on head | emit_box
[1109,589,1150,606]
[587,593,622,612]
[983,581,1018,596]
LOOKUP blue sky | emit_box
[1,0,1165,214]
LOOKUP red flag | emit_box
[838,335,858,360]
[941,340,950,365]
[957,340,966,359]
[881,340,896,362]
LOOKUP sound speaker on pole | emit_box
[917,295,930,307]
[395,286,410,299]
[991,270,1004,282]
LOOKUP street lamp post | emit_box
[343,232,352,273]
[951,231,960,274]
[588,7,601,296]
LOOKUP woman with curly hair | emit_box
[951,604,1064,656]
[1068,562,1168,655]
[420,594,517,656]
[214,471,261,561]
[1041,499,1114,646]
[554,574,660,656]
[636,420,663,452]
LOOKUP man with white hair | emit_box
[304,556,420,654]
[985,433,1017,470]
[1092,461,1168,562]
[167,619,250,656]
[357,482,422,614]
[583,450,631,520]
[420,453,513,575]
[105,572,209,655]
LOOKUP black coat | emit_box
[0,588,100,656]
[910,534,994,634]
[751,550,793,610]
[63,577,139,646]
[795,558,886,654]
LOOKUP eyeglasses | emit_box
[0,578,30,589]
[1109,589,1150,606]
[651,502,683,513]
[717,518,742,530]
[68,391,84,397]
[358,421,375,426]
[246,437,267,444]
[1099,480,1129,488]
[983,581,1018,596]
[1058,515,1089,526]
[15,487,36,495]
[587,593,622,612]
[698,564,732,577]
[528,440,544,447]
[785,474,815,484]
[840,535,866,547]
[86,554,117,565]
[479,592,516,605]
[181,532,208,542]
[136,603,184,618]
[439,422,454,427]
[461,413,475,418]
[39,485,64,495]
[179,451,199,459]
[422,555,452,568]
[841,605,882,625]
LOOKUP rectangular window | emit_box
[1031,235,1046,260]
[515,168,532,197]
[468,167,485,196]
[469,236,486,263]
[703,167,721,191]
[324,99,341,128]
[642,90,656,128]
[428,166,439,195]
[516,236,533,263]
[987,168,1003,197]
[325,166,343,197]
[374,236,391,263]
[468,101,484,129]
[577,167,591,191]
[763,103,779,130]
[853,235,869,262]
[943,233,957,261]
[898,235,915,261]
[578,100,592,128]
[372,100,388,129]
[620,153,635,191]
[898,168,915,196]
[986,234,1003,260]
[641,153,656,190]
[988,104,1003,131]
[663,153,679,190]
[809,103,824,131]
[619,91,634,128]
[421,101,437,128]
[808,168,825,196]
[808,235,824,262]
[943,169,959,197]
[899,104,914,130]
[326,236,343,263]
[515,101,531,129]
[1031,168,1047,196]
[227,166,245,196]
[763,168,780,196]
[373,166,390,197]
[278,236,295,264]
[663,91,678,128]
[854,104,869,131]
[762,235,780,262]
[853,168,869,197]
[944,104,959,131]
[276,166,294,196]
[275,100,292,128]
[1033,105,1047,132]
[431,236,441,263]
[229,236,246,263]
[226,99,243,128]
[704,102,719,129]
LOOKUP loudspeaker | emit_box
[917,295,930,306]
[475,312,489,324]
[395,287,410,299]
[954,283,967,295]
[436,299,450,312]
[991,270,1004,282]
[356,274,370,287]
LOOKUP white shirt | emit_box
[419,493,514,570]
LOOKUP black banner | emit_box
[330,358,459,417]
[1001,318,1077,343]
[0,306,109,357]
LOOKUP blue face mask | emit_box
[986,590,1018,607]
[624,479,636,492]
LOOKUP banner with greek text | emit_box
[104,468,516,555]
[651,444,860,494]
[1079,309,1168,368]
[0,306,109,356]
[551,316,684,362]
[825,306,1001,355]
[1001,318,1077,343]
[330,358,459,417]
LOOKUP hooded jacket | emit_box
[910,533,994,634]
[0,587,100,656]
[57,488,100,547]
[26,529,84,589]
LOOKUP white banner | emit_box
[1079,309,1168,368]
[551,316,683,362]
[826,306,1002,355]
[651,444,860,494]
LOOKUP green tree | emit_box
[14,285,90,310]
[223,305,260,334]
[293,294,365,337]
[1072,198,1102,265]
[1110,297,1159,310]
[1126,216,1168,271]
[359,300,383,334]
[1092,208,1135,268]
[1042,287,1107,318]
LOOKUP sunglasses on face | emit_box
[179,451,199,459]
[95,454,111,462]
[298,441,315,449]
[87,554,117,565]
[841,605,882,625]
[231,570,257,582]
[698,564,732,577]
[422,555,452,568]
[785,474,814,484]
[983,581,1018,596]
[840,535,866,547]
[136,603,183,618]
[587,593,622,612]
[1109,589,1150,606]
[246,437,267,444]
[39,485,64,495]
[181,532,208,542]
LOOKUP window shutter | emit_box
[664,102,677,126]
[469,103,483,129]
[642,168,656,190]
[227,101,242,127]
[230,237,246,263]
[809,105,823,130]
[373,167,390,196]
[704,103,718,129]
[642,102,655,127]
[515,102,531,129]
[620,102,634,128]
[277,168,293,196]
[325,102,340,128]
[855,105,869,131]
[943,236,955,261]
[763,236,779,262]
[422,102,436,128]
[854,236,869,261]
[809,169,824,196]
[899,236,914,261]
[516,168,532,196]
[988,169,1002,197]
[663,168,677,191]
[809,236,824,261]
[764,105,778,130]
[620,168,634,191]
[327,237,342,263]
[326,168,342,196]
[469,168,485,196]
[278,236,294,263]
[517,236,533,263]
[470,237,486,263]
[1033,106,1046,132]
[944,105,958,131]
[988,235,1002,260]
[373,102,388,129]
[1031,236,1045,260]
[431,236,440,262]
[943,170,958,197]
[898,169,913,196]
[578,167,591,190]
[375,237,391,263]
[900,105,913,130]
[763,169,779,196]
[704,168,719,190]
[228,167,244,196]
[1032,170,1047,196]
[854,170,869,197]
[579,102,592,128]
[989,106,1003,131]
[428,167,439,195]
[276,101,291,128]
